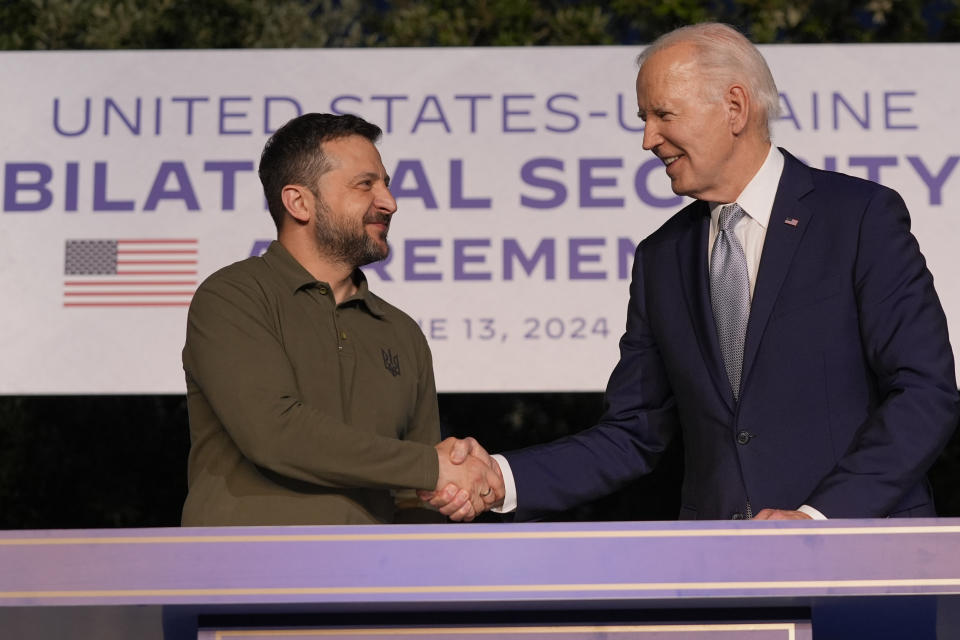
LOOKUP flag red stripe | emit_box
[64,291,195,297]
[115,239,198,244]
[64,302,191,307]
[117,249,198,255]
[117,260,198,265]
[65,281,197,286]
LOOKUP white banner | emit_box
[1,45,958,393]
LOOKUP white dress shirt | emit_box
[494,146,825,520]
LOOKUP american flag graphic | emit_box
[63,239,198,308]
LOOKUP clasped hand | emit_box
[420,437,504,521]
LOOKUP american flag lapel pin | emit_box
[784,217,799,227]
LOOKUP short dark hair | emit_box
[258,113,383,228]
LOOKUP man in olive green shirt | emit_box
[182,113,500,525]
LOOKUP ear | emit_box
[280,185,314,225]
[726,84,750,136]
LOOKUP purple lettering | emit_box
[4,163,52,212]
[569,238,606,280]
[833,92,869,130]
[450,159,491,209]
[404,239,442,281]
[884,91,918,130]
[370,95,408,134]
[502,94,535,133]
[579,158,624,208]
[104,98,141,136]
[143,162,200,211]
[411,95,451,134]
[391,160,438,209]
[93,162,134,211]
[778,92,801,130]
[171,97,209,136]
[634,157,682,208]
[65,162,79,212]
[264,96,302,134]
[53,98,90,137]
[545,94,579,133]
[331,95,362,117]
[616,93,644,133]
[219,97,252,135]
[520,158,566,209]
[249,240,271,257]
[618,237,637,280]
[907,155,959,206]
[849,155,897,183]
[454,94,492,133]
[204,161,254,210]
[453,239,492,280]
[363,250,393,282]
[503,238,556,280]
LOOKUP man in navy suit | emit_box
[424,23,959,521]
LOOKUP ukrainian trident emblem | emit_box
[382,348,401,377]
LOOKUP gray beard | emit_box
[314,201,389,268]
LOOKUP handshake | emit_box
[420,437,505,521]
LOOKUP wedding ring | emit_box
[480,488,492,497]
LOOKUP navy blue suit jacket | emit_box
[506,150,960,520]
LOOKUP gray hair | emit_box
[636,23,780,140]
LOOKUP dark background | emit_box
[2,0,960,529]
[1,391,958,529]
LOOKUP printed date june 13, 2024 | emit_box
[416,317,611,342]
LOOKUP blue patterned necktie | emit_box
[710,203,750,401]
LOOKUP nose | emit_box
[375,183,397,215]
[641,120,661,151]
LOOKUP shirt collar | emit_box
[262,240,386,317]
[708,145,784,228]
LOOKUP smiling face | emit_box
[311,135,397,268]
[636,43,742,202]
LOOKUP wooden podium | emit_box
[2,519,959,639]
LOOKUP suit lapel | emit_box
[741,151,815,391]
[677,201,734,411]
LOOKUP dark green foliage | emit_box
[3,0,959,49]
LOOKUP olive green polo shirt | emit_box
[181,241,440,526]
